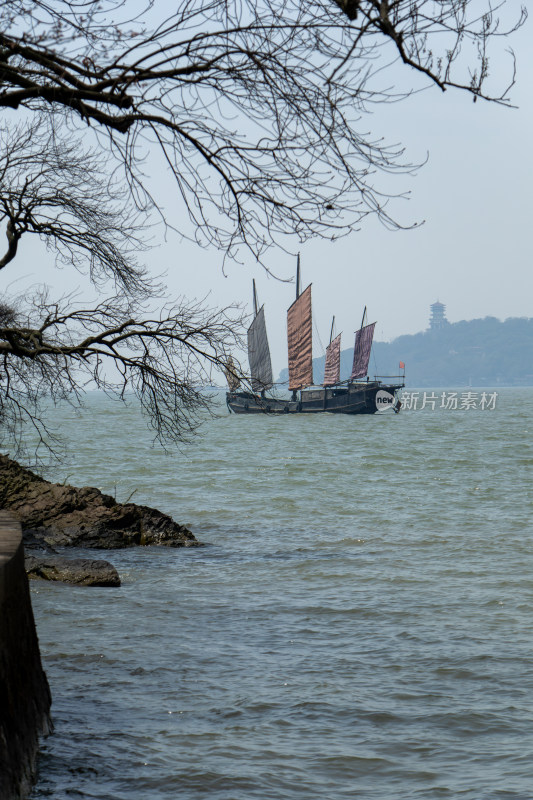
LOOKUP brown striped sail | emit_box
[323,333,341,386]
[350,322,376,380]
[287,284,313,391]
[224,355,241,392]
[248,305,273,392]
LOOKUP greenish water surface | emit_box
[29,388,533,799]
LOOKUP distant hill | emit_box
[278,317,533,387]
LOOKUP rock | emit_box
[25,554,121,587]
[0,454,199,550]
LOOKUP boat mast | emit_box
[292,252,301,402]
[360,307,367,382]
[252,278,259,395]
[329,315,335,346]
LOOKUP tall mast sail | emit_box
[253,278,259,317]
[323,332,342,386]
[329,316,336,345]
[350,321,376,380]
[287,283,313,391]
[247,284,273,392]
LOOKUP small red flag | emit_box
[399,361,405,369]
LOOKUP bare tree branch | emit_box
[0,1,524,257]
[0,122,248,458]
[0,120,151,293]
[0,1,526,457]
[0,288,247,458]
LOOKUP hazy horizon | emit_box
[2,8,531,382]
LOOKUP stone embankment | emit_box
[0,511,52,800]
[0,454,199,586]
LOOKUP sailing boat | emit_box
[226,258,404,415]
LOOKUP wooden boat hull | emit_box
[226,382,404,415]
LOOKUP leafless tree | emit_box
[0,289,246,457]
[0,120,149,290]
[0,1,525,258]
[0,2,526,455]
[0,122,246,457]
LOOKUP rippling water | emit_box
[29,389,533,799]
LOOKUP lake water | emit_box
[28,388,533,799]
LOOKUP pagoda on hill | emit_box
[429,301,448,330]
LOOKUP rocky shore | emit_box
[0,454,199,586]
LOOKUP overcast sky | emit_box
[3,8,532,381]
[160,12,533,377]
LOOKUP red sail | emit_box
[323,333,341,386]
[350,322,376,380]
[287,284,313,391]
